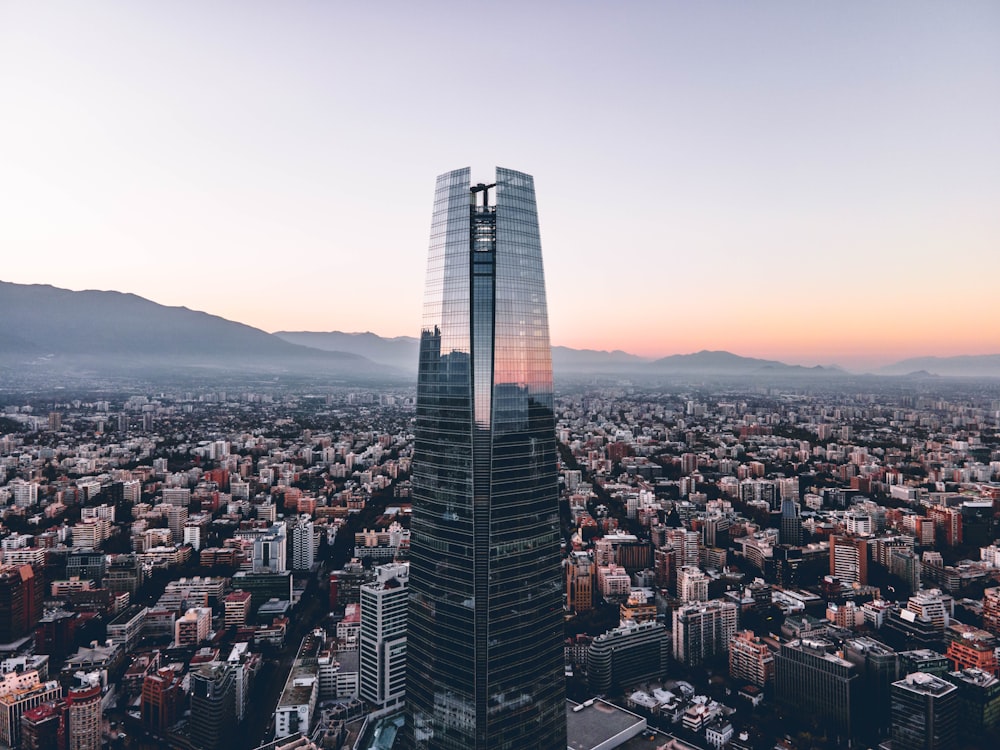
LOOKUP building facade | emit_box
[729,630,775,687]
[587,620,669,695]
[406,168,565,749]
[890,672,959,750]
[775,638,859,740]
[673,600,738,666]
[188,663,236,750]
[66,682,101,750]
[829,535,868,585]
[359,562,409,709]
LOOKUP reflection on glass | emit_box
[407,168,566,749]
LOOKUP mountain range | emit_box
[0,281,391,381]
[1,281,998,380]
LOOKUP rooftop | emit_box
[948,668,999,688]
[894,671,957,696]
[567,699,646,750]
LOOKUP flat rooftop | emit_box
[566,699,645,750]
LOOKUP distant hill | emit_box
[648,350,839,376]
[879,354,1000,378]
[275,331,419,371]
[551,346,649,372]
[0,281,398,381]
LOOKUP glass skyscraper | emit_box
[406,167,566,749]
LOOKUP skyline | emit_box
[2,2,998,370]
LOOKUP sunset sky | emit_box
[1,2,997,371]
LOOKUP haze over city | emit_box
[1,1,997,370]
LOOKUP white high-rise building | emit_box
[291,516,315,571]
[122,480,141,503]
[673,600,739,666]
[846,513,873,537]
[236,522,287,574]
[183,522,203,551]
[164,505,188,545]
[360,562,409,709]
[677,566,710,603]
[10,480,38,509]
[666,528,701,567]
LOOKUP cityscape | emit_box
[0,168,998,750]
[2,4,998,750]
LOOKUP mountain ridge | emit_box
[0,281,398,381]
[2,281,997,378]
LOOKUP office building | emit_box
[107,606,147,652]
[780,497,802,546]
[406,168,565,749]
[653,545,676,590]
[238,522,287,574]
[907,590,953,630]
[889,549,922,593]
[943,623,998,675]
[945,668,1000,740]
[960,500,993,547]
[0,564,43,644]
[360,562,409,709]
[673,600,738,666]
[843,637,898,739]
[104,553,145,598]
[71,518,112,549]
[666,528,701,568]
[232,570,292,610]
[619,589,656,624]
[587,620,669,695]
[10,481,39,509]
[189,663,236,750]
[927,506,962,547]
[161,487,190,506]
[900,650,951,678]
[775,638,859,739]
[890,672,959,750]
[274,636,322,739]
[142,667,185,734]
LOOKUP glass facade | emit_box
[407,167,566,749]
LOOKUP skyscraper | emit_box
[406,167,565,749]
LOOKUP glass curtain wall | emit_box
[407,167,566,750]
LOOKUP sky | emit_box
[1,1,998,371]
